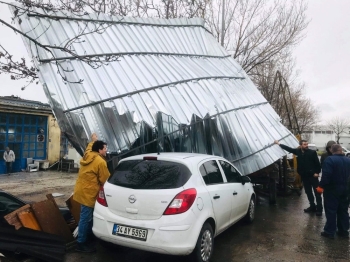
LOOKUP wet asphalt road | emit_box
[65,192,350,262]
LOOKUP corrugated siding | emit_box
[11,6,299,175]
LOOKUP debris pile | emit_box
[0,191,80,262]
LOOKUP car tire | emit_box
[244,196,255,223]
[191,222,214,262]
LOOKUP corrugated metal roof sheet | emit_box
[11,6,298,175]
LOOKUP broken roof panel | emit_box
[11,5,298,175]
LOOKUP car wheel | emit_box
[191,222,214,262]
[244,196,255,223]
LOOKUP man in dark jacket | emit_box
[274,139,322,215]
[317,144,350,239]
[320,140,336,167]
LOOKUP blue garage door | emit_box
[0,113,47,175]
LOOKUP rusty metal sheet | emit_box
[31,200,74,243]
[65,194,81,224]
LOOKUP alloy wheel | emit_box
[249,199,255,220]
[200,229,213,261]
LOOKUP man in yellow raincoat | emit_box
[74,133,110,252]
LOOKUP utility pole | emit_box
[221,0,225,47]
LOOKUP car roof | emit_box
[120,152,225,163]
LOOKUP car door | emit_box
[218,160,251,224]
[199,160,233,234]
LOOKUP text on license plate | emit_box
[112,224,148,241]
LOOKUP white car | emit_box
[92,153,255,262]
[341,147,350,157]
[308,143,318,151]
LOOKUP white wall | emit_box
[67,147,82,168]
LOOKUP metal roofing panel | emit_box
[11,5,299,175]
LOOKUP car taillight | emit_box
[97,186,108,207]
[163,188,197,215]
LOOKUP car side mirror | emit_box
[241,176,251,185]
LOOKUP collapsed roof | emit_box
[11,5,298,175]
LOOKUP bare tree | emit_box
[205,0,309,74]
[252,49,319,135]
[327,118,350,144]
[0,0,309,92]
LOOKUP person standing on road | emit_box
[274,139,323,216]
[320,140,336,167]
[3,147,15,175]
[74,133,110,253]
[316,144,350,239]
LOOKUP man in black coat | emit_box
[274,139,322,215]
[317,144,350,239]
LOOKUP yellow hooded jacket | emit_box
[73,142,110,207]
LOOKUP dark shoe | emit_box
[75,243,96,253]
[336,231,349,239]
[304,206,316,213]
[321,232,334,239]
[316,211,322,216]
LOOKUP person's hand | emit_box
[274,140,280,145]
[316,186,324,194]
[91,133,98,142]
[313,173,319,178]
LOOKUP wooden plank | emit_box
[65,195,81,224]
[4,204,31,230]
[17,210,42,231]
[31,200,74,243]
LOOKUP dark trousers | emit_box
[301,175,323,211]
[5,162,13,174]
[323,191,349,236]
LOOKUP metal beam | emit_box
[39,53,231,63]
[62,76,245,113]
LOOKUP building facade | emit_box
[0,96,67,174]
[304,126,350,150]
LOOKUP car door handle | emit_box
[213,195,220,199]
[232,192,238,195]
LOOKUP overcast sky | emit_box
[0,0,349,125]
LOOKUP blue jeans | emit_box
[77,204,94,244]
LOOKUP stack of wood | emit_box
[4,194,78,244]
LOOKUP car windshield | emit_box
[108,160,192,189]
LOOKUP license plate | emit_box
[112,224,148,241]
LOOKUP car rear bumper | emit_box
[92,202,200,255]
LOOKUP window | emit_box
[109,160,192,189]
[199,160,223,185]
[219,160,242,183]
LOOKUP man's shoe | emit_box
[304,206,316,213]
[316,211,322,216]
[336,231,349,239]
[75,243,96,253]
[321,232,334,239]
